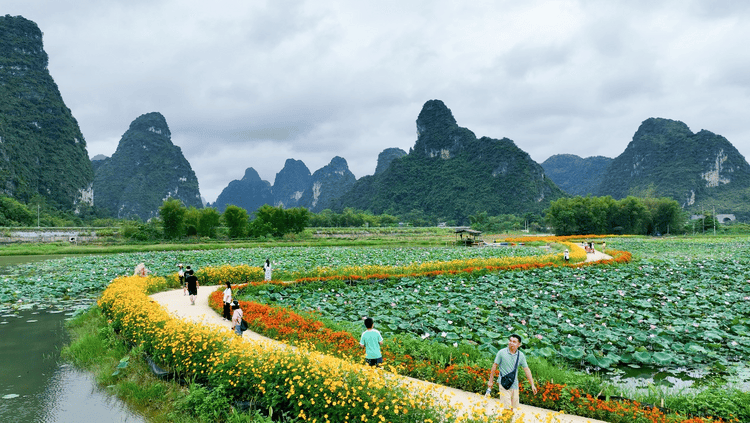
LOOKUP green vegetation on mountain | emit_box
[541,154,612,196]
[337,100,566,224]
[0,15,94,210]
[211,167,273,213]
[596,118,750,220]
[93,112,202,220]
[299,156,356,213]
[374,147,407,175]
[272,158,311,208]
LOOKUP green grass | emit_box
[62,307,297,423]
[1,228,461,256]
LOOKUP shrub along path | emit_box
[151,283,606,423]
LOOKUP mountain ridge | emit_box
[0,15,94,210]
[92,112,202,220]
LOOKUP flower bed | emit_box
[99,275,505,423]
[189,243,586,287]
[211,282,731,422]
[199,242,746,423]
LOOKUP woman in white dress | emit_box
[222,281,232,320]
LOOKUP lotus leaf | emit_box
[634,351,652,363]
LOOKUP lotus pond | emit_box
[237,237,750,392]
[2,238,749,394]
[0,245,546,306]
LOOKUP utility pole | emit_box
[713,206,716,236]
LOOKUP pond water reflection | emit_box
[0,307,145,423]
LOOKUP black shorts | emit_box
[188,287,197,296]
[366,357,383,366]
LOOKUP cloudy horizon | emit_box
[5,1,750,203]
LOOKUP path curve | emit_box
[151,281,607,422]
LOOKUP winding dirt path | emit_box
[150,260,608,423]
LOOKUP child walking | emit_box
[359,317,383,367]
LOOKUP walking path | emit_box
[150,250,610,423]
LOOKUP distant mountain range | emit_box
[5,15,750,223]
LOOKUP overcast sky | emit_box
[6,0,750,203]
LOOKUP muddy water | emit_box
[0,255,145,423]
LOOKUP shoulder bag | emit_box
[500,351,521,390]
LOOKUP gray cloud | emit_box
[5,0,750,202]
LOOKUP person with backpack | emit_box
[486,334,537,409]
[231,300,244,336]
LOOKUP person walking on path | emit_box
[134,263,149,277]
[222,281,232,320]
[263,258,272,281]
[231,300,243,336]
[185,267,199,305]
[487,334,537,410]
[178,264,185,295]
[360,317,383,367]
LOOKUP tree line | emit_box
[158,200,310,240]
[545,195,699,236]
[0,194,733,238]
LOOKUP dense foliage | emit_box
[0,15,94,210]
[248,204,309,237]
[158,198,185,239]
[546,195,686,235]
[308,207,399,227]
[220,205,248,239]
[0,196,33,226]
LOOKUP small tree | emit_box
[198,207,221,238]
[159,198,186,239]
[0,196,34,226]
[184,207,201,236]
[249,205,309,238]
[222,205,248,238]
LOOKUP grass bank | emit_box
[0,227,463,256]
[62,306,298,423]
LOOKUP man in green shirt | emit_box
[487,334,537,409]
[359,317,383,367]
